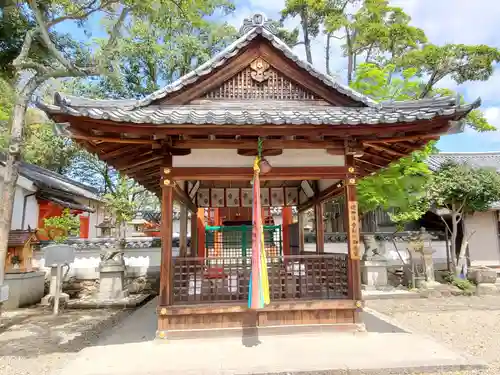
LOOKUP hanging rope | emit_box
[257,137,263,159]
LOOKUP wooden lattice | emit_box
[203,64,318,100]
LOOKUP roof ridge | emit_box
[20,162,100,194]
[46,13,381,110]
[434,151,500,156]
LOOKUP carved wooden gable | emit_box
[202,57,319,101]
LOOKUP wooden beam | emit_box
[121,157,164,173]
[356,158,385,169]
[364,143,407,157]
[70,134,158,145]
[173,184,197,213]
[63,115,454,138]
[160,158,174,307]
[345,155,362,307]
[100,145,148,161]
[298,181,344,212]
[173,139,345,150]
[315,203,325,254]
[171,167,348,181]
[361,150,393,163]
[365,134,440,143]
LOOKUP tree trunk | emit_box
[456,220,474,277]
[345,29,353,84]
[0,95,29,289]
[326,31,332,76]
[300,10,313,64]
[450,203,459,274]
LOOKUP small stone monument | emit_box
[409,228,439,289]
[97,240,128,300]
[361,234,389,290]
[96,216,115,238]
[41,244,75,309]
[128,212,147,237]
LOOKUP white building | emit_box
[0,158,105,239]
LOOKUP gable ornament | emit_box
[250,58,271,83]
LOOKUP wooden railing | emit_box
[172,254,349,305]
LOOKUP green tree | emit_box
[324,0,426,82]
[398,44,500,98]
[351,63,494,132]
[104,176,137,239]
[42,208,80,243]
[0,0,234,300]
[281,0,327,64]
[427,162,500,275]
[66,1,237,99]
[351,61,494,231]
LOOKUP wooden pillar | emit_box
[179,205,188,257]
[345,155,362,304]
[315,203,325,254]
[160,161,174,306]
[282,207,293,256]
[190,212,197,256]
[298,211,305,253]
[213,208,221,226]
[197,208,205,258]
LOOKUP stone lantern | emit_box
[129,212,148,237]
[96,216,115,238]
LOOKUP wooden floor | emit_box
[157,299,362,338]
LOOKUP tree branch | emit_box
[46,0,114,28]
[12,29,38,69]
[29,0,77,71]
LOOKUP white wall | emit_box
[465,211,500,266]
[86,200,106,239]
[34,247,167,280]
[10,185,38,230]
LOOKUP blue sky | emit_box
[58,0,500,152]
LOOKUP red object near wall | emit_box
[37,200,63,240]
[79,216,90,239]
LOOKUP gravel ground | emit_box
[1,296,499,375]
[366,295,500,375]
[0,306,131,375]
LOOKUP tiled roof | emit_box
[8,230,38,247]
[38,97,479,126]
[0,154,101,203]
[428,152,500,172]
[36,13,479,129]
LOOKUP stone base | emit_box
[67,293,152,309]
[41,292,70,306]
[468,267,497,284]
[98,268,127,300]
[475,283,498,296]
[361,259,389,290]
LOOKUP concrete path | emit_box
[53,298,485,375]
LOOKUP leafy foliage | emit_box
[65,1,238,99]
[104,176,137,238]
[427,162,500,274]
[427,162,500,214]
[42,208,80,243]
[0,77,79,172]
[398,44,500,98]
[356,145,433,229]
